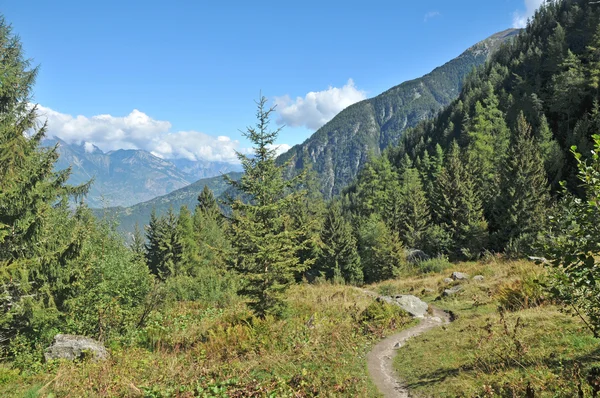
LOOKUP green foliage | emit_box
[432,141,488,258]
[225,97,312,317]
[360,300,411,331]
[145,208,182,280]
[358,215,405,283]
[543,134,600,337]
[414,255,453,274]
[494,113,550,252]
[315,200,362,284]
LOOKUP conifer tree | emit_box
[197,185,219,217]
[433,141,488,258]
[130,222,146,261]
[176,205,200,275]
[494,113,550,250]
[0,18,90,341]
[358,215,404,283]
[145,208,181,280]
[225,96,311,317]
[316,200,362,284]
[397,167,431,249]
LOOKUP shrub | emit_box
[360,300,411,331]
[414,255,452,274]
[497,274,546,312]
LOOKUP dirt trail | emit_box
[360,289,450,397]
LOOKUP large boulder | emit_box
[442,285,463,297]
[451,271,469,281]
[406,249,430,264]
[393,295,429,318]
[44,334,108,362]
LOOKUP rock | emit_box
[528,256,548,264]
[44,334,108,362]
[473,275,485,282]
[442,286,463,297]
[393,294,429,318]
[443,278,453,284]
[406,249,430,264]
[451,271,469,281]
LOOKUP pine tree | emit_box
[358,215,404,283]
[433,141,488,258]
[197,185,219,217]
[145,208,181,280]
[316,200,362,284]
[225,96,311,317]
[0,18,90,342]
[176,205,200,275]
[397,167,430,249]
[494,113,550,250]
[130,222,146,261]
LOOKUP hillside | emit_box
[46,138,241,208]
[278,29,520,198]
[97,172,242,235]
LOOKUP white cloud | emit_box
[37,105,246,164]
[424,11,441,22]
[273,79,366,131]
[512,0,545,28]
[267,143,291,156]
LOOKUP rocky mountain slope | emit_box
[277,29,520,198]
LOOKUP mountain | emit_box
[170,158,242,181]
[277,29,520,198]
[46,138,241,208]
[96,172,242,235]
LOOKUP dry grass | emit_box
[374,259,600,397]
[1,283,413,397]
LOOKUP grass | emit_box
[0,283,413,397]
[370,258,600,397]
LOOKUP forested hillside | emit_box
[97,172,241,235]
[278,29,520,198]
[347,0,600,258]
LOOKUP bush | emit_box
[414,255,452,274]
[497,274,546,312]
[360,300,411,331]
[165,267,238,307]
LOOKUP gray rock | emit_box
[44,334,108,362]
[406,249,430,264]
[394,294,429,318]
[442,286,463,297]
[473,275,485,282]
[443,278,453,284]
[528,256,548,264]
[451,271,469,281]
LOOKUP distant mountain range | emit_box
[95,172,242,235]
[277,28,521,198]
[45,137,242,208]
[87,28,520,232]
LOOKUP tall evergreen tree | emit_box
[397,167,431,249]
[0,18,90,342]
[225,96,311,317]
[358,215,404,283]
[315,200,362,284]
[197,185,219,217]
[145,208,181,280]
[433,141,488,258]
[494,113,550,250]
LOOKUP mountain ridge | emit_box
[277,28,520,198]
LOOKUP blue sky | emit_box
[1,0,543,163]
